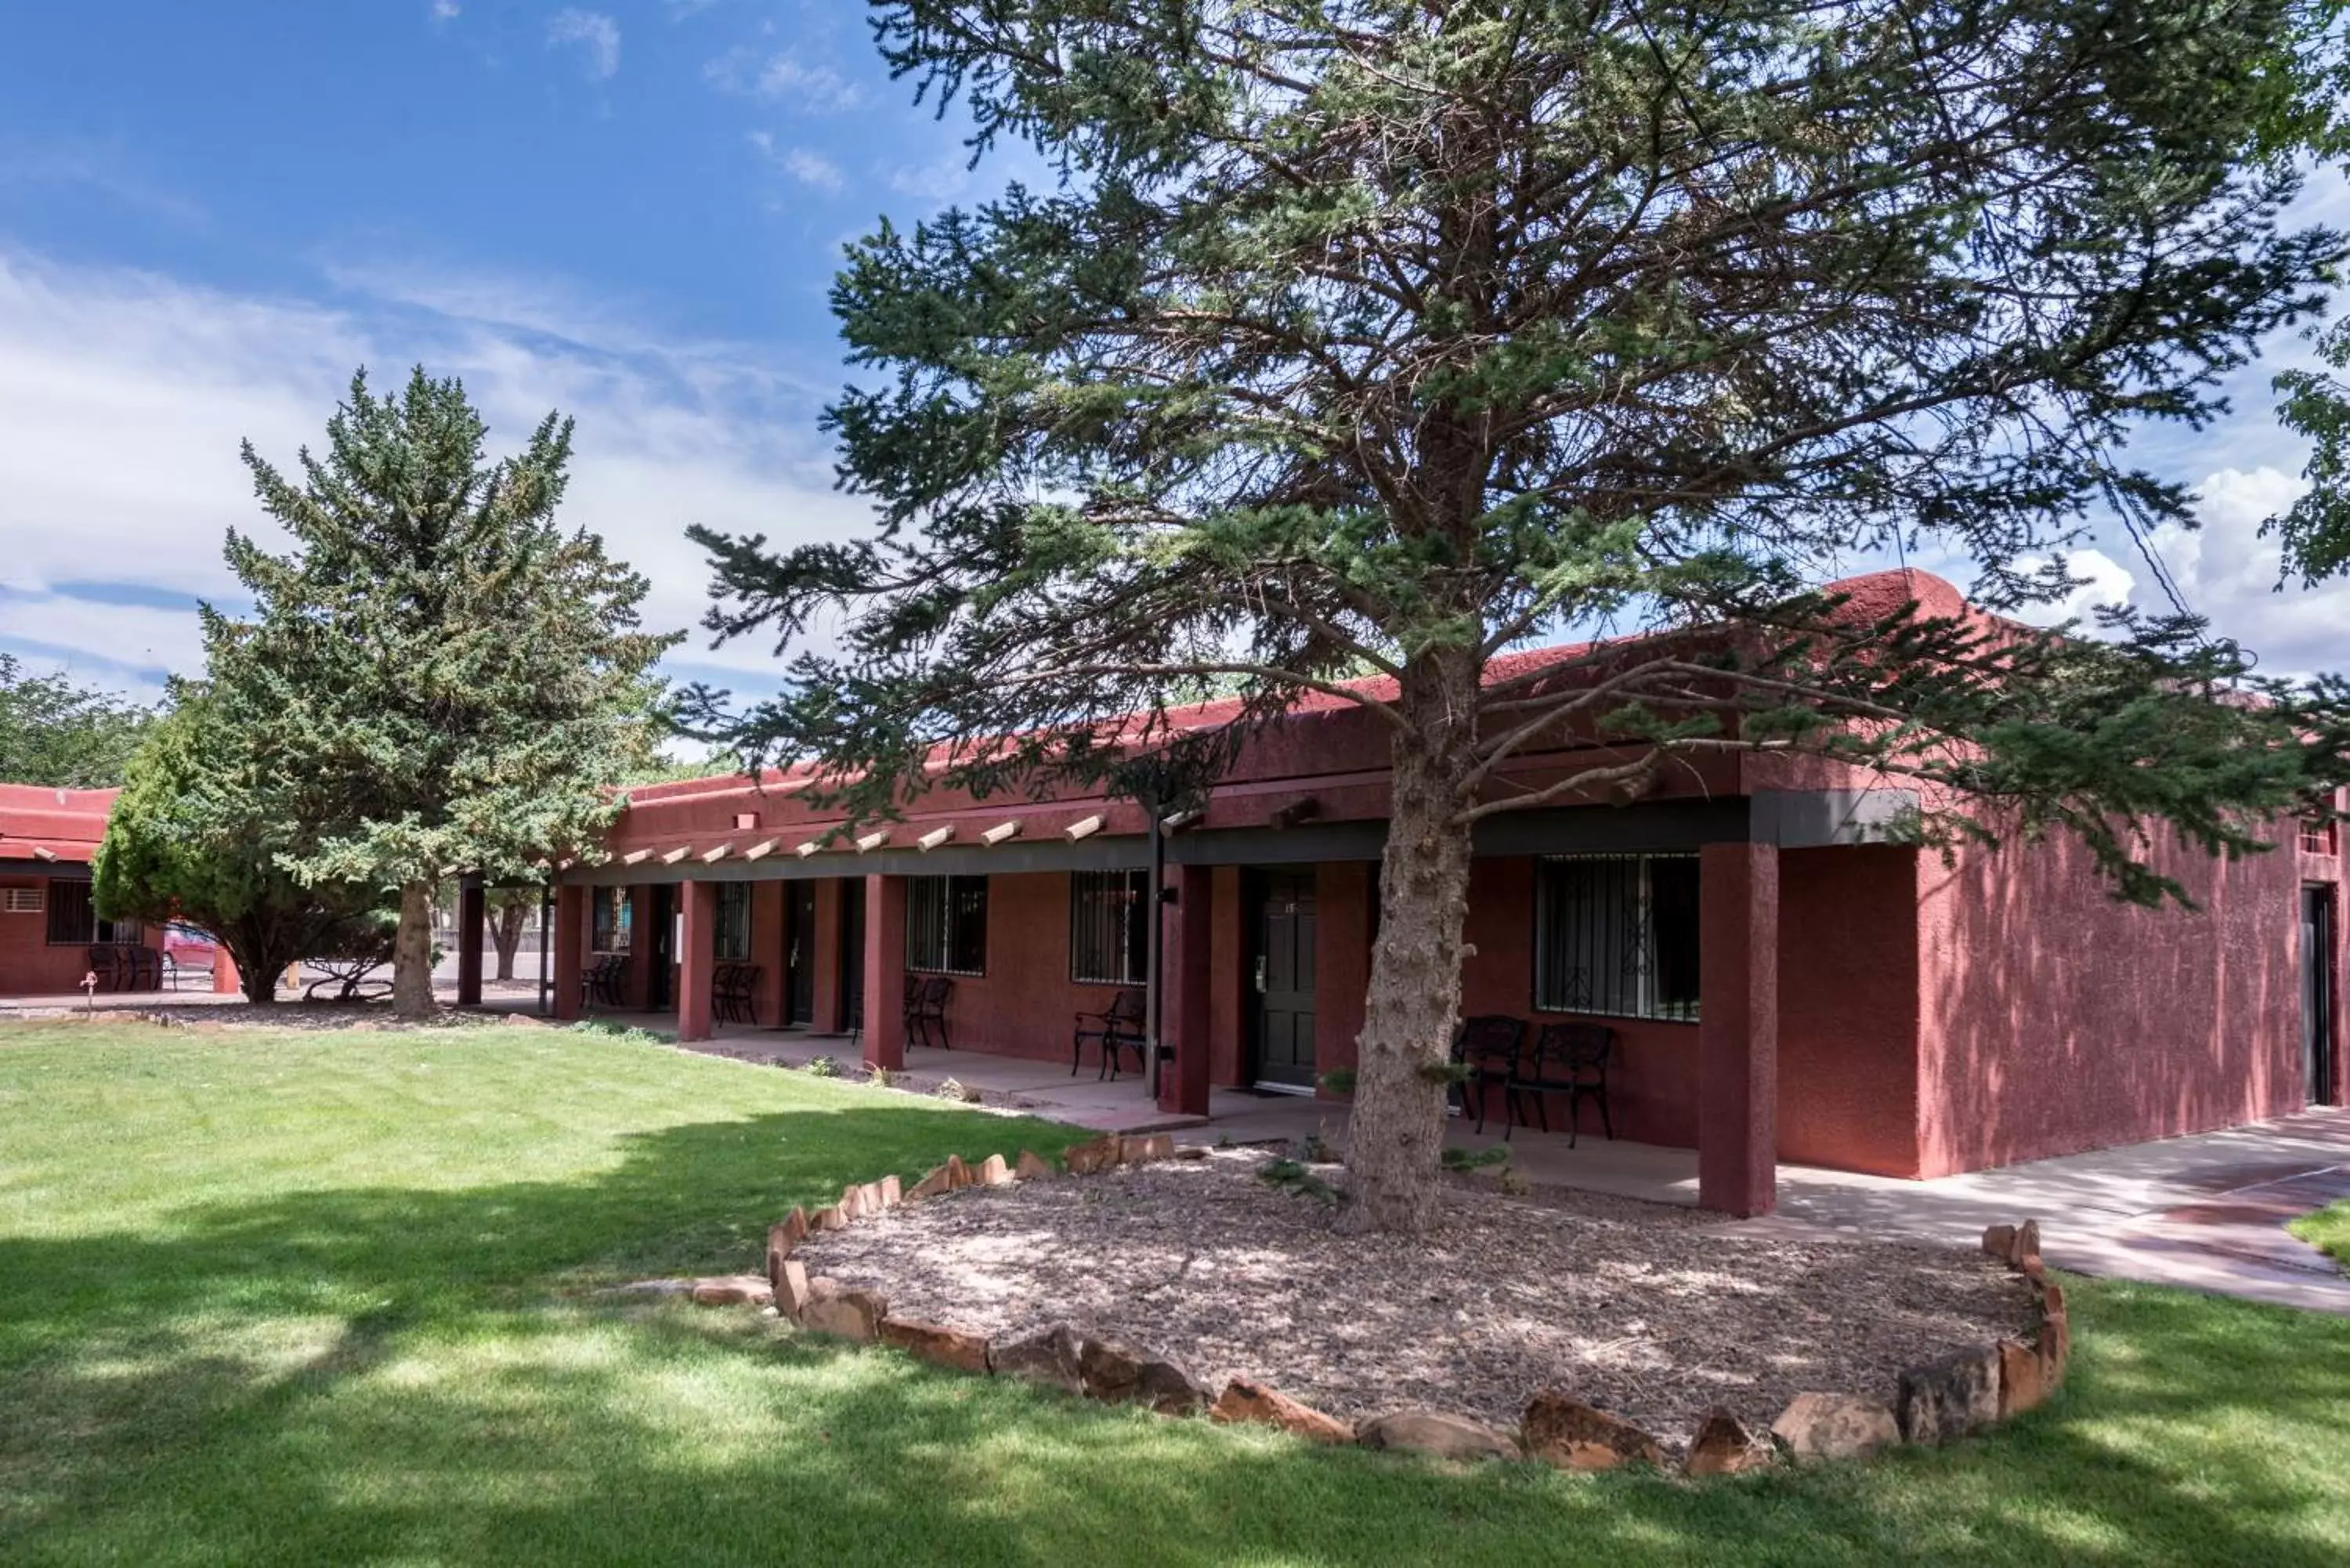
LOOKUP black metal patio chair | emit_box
[909,975,954,1050]
[1449,1014,1527,1136]
[1508,1021,1617,1146]
[1072,987,1148,1079]
[712,963,761,1025]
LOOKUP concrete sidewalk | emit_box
[1759,1107,2350,1314]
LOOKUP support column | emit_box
[752,882,786,1027]
[1699,842,1780,1216]
[212,945,241,996]
[552,883,588,1021]
[1160,862,1215,1116]
[860,873,907,1070]
[457,874,486,1008]
[678,879,717,1042]
[812,878,844,1031]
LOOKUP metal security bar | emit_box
[714,883,753,961]
[907,875,989,976]
[1531,853,1701,1022]
[1069,868,1148,985]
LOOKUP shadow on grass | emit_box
[2,1107,2348,1566]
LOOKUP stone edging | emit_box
[673,1137,2070,1476]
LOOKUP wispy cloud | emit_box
[0,136,206,226]
[888,154,974,205]
[703,46,862,111]
[547,9,621,81]
[748,133,844,193]
[428,0,461,21]
[0,246,868,699]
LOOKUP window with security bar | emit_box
[1069,869,1149,985]
[907,875,989,976]
[714,883,752,961]
[591,887,632,953]
[42,879,140,947]
[1531,853,1701,1022]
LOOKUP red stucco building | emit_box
[0,784,165,995]
[546,571,2347,1214]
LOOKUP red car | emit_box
[163,923,220,989]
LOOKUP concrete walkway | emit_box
[1760,1108,2350,1314]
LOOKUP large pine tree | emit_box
[693,1,2350,1231]
[215,369,678,1017]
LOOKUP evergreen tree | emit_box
[92,688,392,1003]
[0,654,154,788]
[692,1,2350,1231]
[218,368,678,1018]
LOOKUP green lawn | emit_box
[2,1022,2347,1568]
[2290,1201,2350,1271]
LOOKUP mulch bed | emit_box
[794,1150,2034,1449]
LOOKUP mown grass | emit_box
[2,1020,2347,1567]
[2290,1199,2350,1271]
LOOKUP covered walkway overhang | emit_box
[539,786,1918,1217]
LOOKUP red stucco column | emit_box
[752,881,786,1026]
[456,875,485,1007]
[212,945,241,996]
[678,880,717,1042]
[861,873,907,1069]
[1699,842,1780,1216]
[552,883,588,1021]
[1160,862,1215,1116]
[812,878,844,1031]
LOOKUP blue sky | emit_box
[0,0,2346,717]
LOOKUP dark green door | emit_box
[644,884,674,1011]
[785,883,817,1027]
[2306,887,2337,1106]
[1249,869,1318,1090]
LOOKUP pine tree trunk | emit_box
[392,881,436,1019]
[492,901,526,981]
[1338,647,1482,1235]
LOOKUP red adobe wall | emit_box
[0,874,165,995]
[1775,847,1923,1176]
[918,870,1137,1061]
[1915,822,2319,1177]
[1456,856,1705,1149]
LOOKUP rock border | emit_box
[668,1136,2069,1478]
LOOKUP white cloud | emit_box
[2149,466,2350,677]
[0,247,872,699]
[748,135,844,193]
[703,47,862,111]
[547,9,621,81]
[2007,547,2138,627]
[888,154,973,204]
[429,1,461,21]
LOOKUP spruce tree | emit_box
[92,688,393,1003]
[218,368,678,1017]
[692,1,2350,1231]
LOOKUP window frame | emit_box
[1530,852,1701,1024]
[1068,868,1150,986]
[906,874,989,977]
[42,878,139,948]
[590,887,633,954]
[713,882,753,963]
